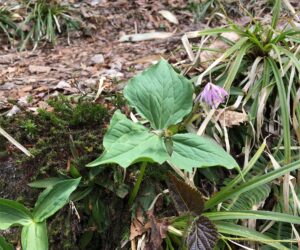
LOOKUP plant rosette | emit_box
[87,59,238,173]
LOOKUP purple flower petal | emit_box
[195,82,228,108]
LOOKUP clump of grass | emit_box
[0,4,19,43]
[19,0,81,50]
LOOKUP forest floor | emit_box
[0,1,205,249]
[0,0,202,113]
[1,1,300,249]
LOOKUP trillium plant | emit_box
[87,59,238,204]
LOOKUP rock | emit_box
[90,54,104,64]
[0,82,15,90]
[54,80,71,89]
[102,69,124,78]
[17,95,29,107]
[6,105,21,117]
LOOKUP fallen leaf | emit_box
[214,109,248,127]
[90,54,104,64]
[130,207,145,240]
[6,105,21,117]
[29,65,51,74]
[54,80,71,89]
[145,212,169,250]
[158,10,179,24]
[34,86,49,93]
[19,86,33,92]
[0,82,15,90]
[129,55,162,64]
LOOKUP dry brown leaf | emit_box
[29,65,51,74]
[144,212,168,250]
[214,109,248,128]
[129,55,162,64]
[34,86,50,93]
[158,10,179,24]
[130,207,145,240]
[19,86,33,92]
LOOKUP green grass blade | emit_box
[196,27,235,36]
[272,0,281,29]
[205,142,266,209]
[204,210,300,224]
[276,46,300,75]
[267,58,291,164]
[215,221,289,250]
[205,159,300,210]
[196,37,249,86]
[223,42,253,90]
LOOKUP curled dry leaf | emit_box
[130,208,169,250]
[144,213,169,250]
[158,10,179,24]
[214,109,248,128]
[130,207,145,240]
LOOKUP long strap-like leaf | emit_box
[204,210,300,224]
[205,159,300,209]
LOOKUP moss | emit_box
[0,96,111,248]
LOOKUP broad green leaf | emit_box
[21,222,48,250]
[33,178,81,222]
[204,210,300,224]
[0,236,13,250]
[187,216,218,250]
[124,59,194,130]
[205,159,300,209]
[215,221,288,250]
[86,111,169,168]
[167,174,204,215]
[169,133,238,172]
[0,199,33,230]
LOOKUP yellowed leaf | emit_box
[214,109,248,127]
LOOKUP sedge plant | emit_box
[0,4,19,43]
[186,0,300,220]
[193,0,299,163]
[19,0,80,50]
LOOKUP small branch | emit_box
[0,126,32,157]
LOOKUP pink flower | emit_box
[195,82,228,108]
